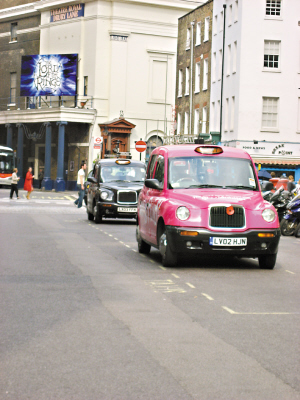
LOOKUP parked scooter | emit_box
[280,193,300,236]
[263,186,292,222]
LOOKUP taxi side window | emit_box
[154,156,164,187]
[146,155,157,179]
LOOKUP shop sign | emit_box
[50,4,84,22]
[224,141,300,158]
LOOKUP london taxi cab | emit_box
[136,145,280,268]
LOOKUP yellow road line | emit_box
[201,293,214,301]
[159,266,166,271]
[186,282,195,289]
[172,273,180,279]
[285,270,295,274]
[64,196,74,201]
[222,306,298,315]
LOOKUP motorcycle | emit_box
[263,186,292,222]
[280,193,300,236]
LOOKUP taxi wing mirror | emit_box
[87,177,97,184]
[145,178,162,190]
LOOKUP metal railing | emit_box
[0,95,94,112]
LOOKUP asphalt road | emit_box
[0,188,299,400]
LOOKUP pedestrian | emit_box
[270,171,276,178]
[287,175,296,193]
[38,168,44,189]
[24,167,34,199]
[74,161,86,208]
[10,168,20,199]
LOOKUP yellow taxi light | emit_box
[115,159,131,165]
[257,233,275,238]
[180,231,199,237]
[195,146,223,155]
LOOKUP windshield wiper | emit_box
[188,184,224,189]
[225,185,255,190]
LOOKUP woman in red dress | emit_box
[24,167,34,199]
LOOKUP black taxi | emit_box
[86,158,146,223]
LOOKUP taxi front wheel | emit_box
[259,254,277,270]
[159,231,177,267]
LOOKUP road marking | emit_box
[64,196,74,201]
[132,249,137,253]
[125,245,130,248]
[159,266,166,271]
[201,293,214,301]
[119,241,124,244]
[108,234,113,237]
[186,282,195,289]
[172,273,180,279]
[114,237,118,240]
[285,270,295,274]
[222,306,299,315]
[145,279,186,293]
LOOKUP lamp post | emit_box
[219,4,227,141]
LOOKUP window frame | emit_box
[185,67,190,96]
[265,0,281,18]
[204,17,209,42]
[10,22,17,42]
[202,107,207,134]
[10,72,17,104]
[184,111,189,135]
[178,69,183,97]
[263,40,280,71]
[196,22,201,46]
[194,108,199,136]
[261,97,279,131]
[195,62,201,93]
[203,59,208,91]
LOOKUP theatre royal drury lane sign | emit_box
[223,141,300,159]
[50,4,84,22]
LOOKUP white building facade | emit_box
[210,0,300,181]
[38,0,204,165]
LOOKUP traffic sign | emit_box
[94,137,103,145]
[135,140,147,153]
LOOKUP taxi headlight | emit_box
[176,206,190,221]
[262,208,276,222]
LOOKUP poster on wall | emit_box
[20,54,78,96]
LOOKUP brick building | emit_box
[174,0,213,145]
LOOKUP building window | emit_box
[232,41,237,73]
[186,28,191,50]
[184,112,189,135]
[202,107,207,134]
[177,112,181,134]
[203,59,208,91]
[83,76,88,96]
[262,97,279,129]
[214,15,218,35]
[228,4,232,26]
[204,17,209,42]
[218,49,222,80]
[220,11,224,32]
[195,62,201,93]
[194,109,199,136]
[11,23,17,42]
[10,72,16,104]
[212,52,216,82]
[227,44,231,76]
[264,40,280,69]
[185,67,190,95]
[266,0,281,16]
[230,96,235,131]
[178,70,183,97]
[196,22,201,46]
[234,1,239,22]
[211,102,215,131]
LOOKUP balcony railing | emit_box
[0,95,94,112]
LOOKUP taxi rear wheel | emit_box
[136,226,151,254]
[259,254,277,270]
[159,230,177,267]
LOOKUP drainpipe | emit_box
[220,4,227,141]
[189,21,194,136]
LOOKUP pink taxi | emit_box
[136,145,280,269]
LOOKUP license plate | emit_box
[117,207,137,213]
[209,237,247,246]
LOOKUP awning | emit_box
[252,159,300,166]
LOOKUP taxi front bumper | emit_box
[97,202,137,219]
[165,226,281,256]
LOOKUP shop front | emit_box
[222,140,300,183]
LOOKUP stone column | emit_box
[54,121,67,192]
[42,122,52,190]
[16,124,24,187]
[5,124,13,149]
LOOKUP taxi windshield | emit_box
[168,156,258,190]
[100,165,146,183]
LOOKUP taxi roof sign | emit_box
[195,146,223,155]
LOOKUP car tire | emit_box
[94,204,102,224]
[280,219,298,236]
[88,211,94,221]
[159,229,177,267]
[136,225,151,254]
[259,254,277,270]
[294,223,300,238]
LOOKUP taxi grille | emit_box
[117,190,137,204]
[210,206,245,228]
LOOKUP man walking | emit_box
[75,161,86,208]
